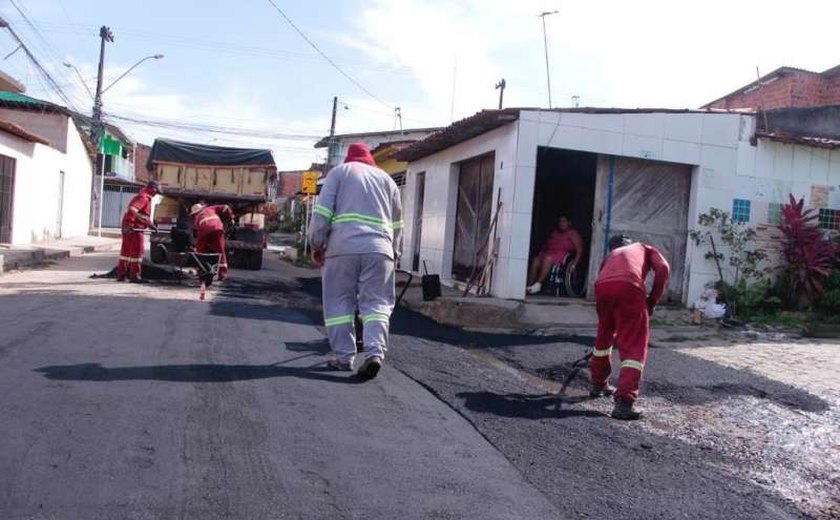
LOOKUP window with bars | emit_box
[767,202,782,225]
[818,208,839,230]
[732,198,751,223]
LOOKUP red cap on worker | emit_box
[344,142,376,167]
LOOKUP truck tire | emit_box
[248,250,263,270]
[150,243,167,264]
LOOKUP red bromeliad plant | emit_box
[777,195,838,308]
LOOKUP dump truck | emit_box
[147,138,277,270]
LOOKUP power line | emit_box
[104,112,323,141]
[0,16,77,109]
[6,1,83,108]
[264,0,394,111]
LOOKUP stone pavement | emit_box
[0,235,120,275]
[673,339,840,398]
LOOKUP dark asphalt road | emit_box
[224,258,814,519]
[0,254,818,519]
[0,254,558,520]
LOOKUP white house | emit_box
[396,107,840,305]
[0,92,93,244]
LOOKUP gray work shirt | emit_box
[307,161,403,260]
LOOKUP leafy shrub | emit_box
[777,195,838,309]
[817,270,840,313]
[690,207,771,318]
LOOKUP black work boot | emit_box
[611,399,642,420]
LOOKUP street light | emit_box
[87,43,163,237]
[102,54,164,94]
[538,10,558,108]
[62,61,94,100]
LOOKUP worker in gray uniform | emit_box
[307,142,403,380]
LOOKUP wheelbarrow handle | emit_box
[395,268,413,306]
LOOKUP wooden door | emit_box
[589,156,691,303]
[452,153,494,282]
[0,155,16,243]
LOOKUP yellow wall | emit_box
[373,153,408,176]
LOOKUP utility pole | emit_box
[327,95,338,170]
[90,25,114,236]
[495,79,506,109]
[538,11,558,109]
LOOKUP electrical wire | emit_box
[3,3,86,112]
[0,17,77,110]
[264,0,394,111]
[104,112,323,141]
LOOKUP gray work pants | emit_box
[322,253,395,364]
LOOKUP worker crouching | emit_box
[590,234,670,420]
[117,180,160,282]
[191,203,234,281]
[307,142,403,380]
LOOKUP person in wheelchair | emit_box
[526,215,583,295]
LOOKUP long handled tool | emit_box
[556,348,593,396]
[355,269,414,352]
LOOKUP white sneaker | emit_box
[526,282,542,294]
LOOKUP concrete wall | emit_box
[0,116,92,244]
[402,124,518,295]
[404,109,840,305]
[0,109,69,153]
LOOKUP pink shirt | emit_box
[543,229,580,259]
[596,243,671,304]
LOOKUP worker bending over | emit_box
[308,142,402,380]
[117,180,160,282]
[190,203,234,281]
[590,234,670,420]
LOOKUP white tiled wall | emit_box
[405,109,840,305]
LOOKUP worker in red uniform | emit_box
[590,234,670,420]
[117,180,161,282]
[190,203,235,280]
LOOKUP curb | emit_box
[0,240,120,275]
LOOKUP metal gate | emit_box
[589,156,691,303]
[452,153,494,282]
[0,154,16,243]
[102,184,140,228]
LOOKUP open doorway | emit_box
[528,147,597,298]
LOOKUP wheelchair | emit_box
[544,254,587,298]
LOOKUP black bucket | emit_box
[421,261,441,301]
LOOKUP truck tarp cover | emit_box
[147,138,276,170]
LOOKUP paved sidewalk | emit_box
[0,235,120,275]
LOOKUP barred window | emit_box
[818,208,839,231]
[732,199,751,223]
[767,202,782,225]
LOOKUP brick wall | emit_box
[133,144,154,183]
[708,70,840,110]
[277,170,303,198]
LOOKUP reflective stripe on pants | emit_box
[589,281,650,403]
[322,253,395,364]
[117,229,144,280]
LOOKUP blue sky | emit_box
[1,0,838,169]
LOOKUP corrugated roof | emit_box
[395,109,520,162]
[755,131,840,149]
[0,91,67,113]
[313,127,442,148]
[394,107,720,162]
[0,118,51,145]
